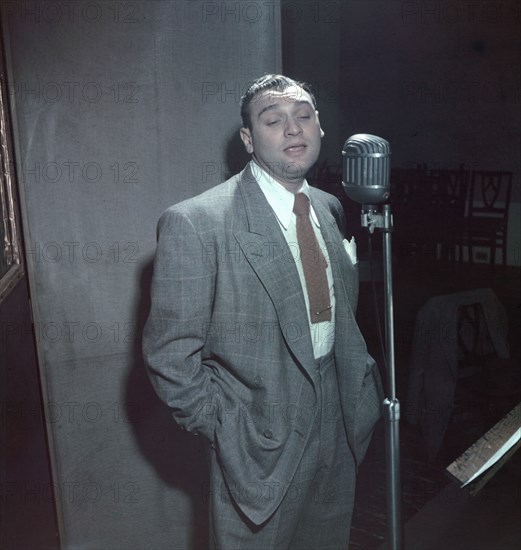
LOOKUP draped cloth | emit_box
[405,288,509,459]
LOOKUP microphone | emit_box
[342,134,391,205]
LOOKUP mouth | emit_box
[284,143,307,153]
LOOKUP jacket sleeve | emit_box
[142,207,219,441]
[331,196,347,238]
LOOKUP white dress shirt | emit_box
[251,161,335,359]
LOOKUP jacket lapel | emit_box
[233,166,318,382]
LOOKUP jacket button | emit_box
[263,429,273,439]
[254,376,264,387]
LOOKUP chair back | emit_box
[457,302,496,360]
[468,171,513,221]
[427,164,469,217]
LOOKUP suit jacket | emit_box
[143,164,383,525]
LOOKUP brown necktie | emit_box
[293,193,332,323]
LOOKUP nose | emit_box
[284,117,303,136]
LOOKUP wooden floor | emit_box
[349,254,521,550]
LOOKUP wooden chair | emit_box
[390,164,432,256]
[457,302,496,379]
[433,165,470,261]
[391,164,469,260]
[458,171,513,265]
[405,288,512,460]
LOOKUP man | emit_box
[143,74,383,549]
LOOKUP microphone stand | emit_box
[361,203,403,550]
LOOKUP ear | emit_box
[316,111,325,138]
[240,127,254,154]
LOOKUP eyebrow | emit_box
[257,100,312,119]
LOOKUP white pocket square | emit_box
[343,237,358,265]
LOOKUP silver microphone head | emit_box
[342,133,391,204]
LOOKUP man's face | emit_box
[240,85,324,190]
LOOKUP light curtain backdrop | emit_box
[3,1,281,547]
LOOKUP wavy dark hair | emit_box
[240,74,316,129]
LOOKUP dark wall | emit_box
[282,0,520,262]
[2,1,281,548]
[284,0,519,178]
[338,1,520,179]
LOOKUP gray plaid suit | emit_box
[143,163,383,543]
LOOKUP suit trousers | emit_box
[207,352,356,550]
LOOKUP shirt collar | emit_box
[250,161,321,230]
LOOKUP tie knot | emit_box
[293,193,310,216]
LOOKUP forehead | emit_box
[251,85,315,114]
